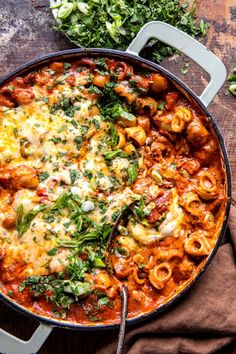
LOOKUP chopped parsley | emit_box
[47,247,58,256]
[38,171,50,182]
[50,97,75,117]
[53,1,209,64]
[64,62,71,69]
[12,127,19,137]
[97,296,110,308]
[88,85,102,95]
[70,169,80,184]
[73,136,83,150]
[19,275,92,308]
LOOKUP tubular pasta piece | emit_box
[149,262,172,290]
[171,107,192,133]
[184,230,211,256]
[116,131,126,149]
[77,58,96,69]
[197,171,218,200]
[154,113,173,131]
[50,62,64,74]
[123,143,136,155]
[175,107,192,122]
[114,83,137,104]
[94,271,112,291]
[133,254,145,265]
[135,97,157,117]
[171,113,185,133]
[157,249,183,262]
[108,61,133,81]
[150,73,169,93]
[186,120,209,147]
[2,206,16,229]
[11,165,39,189]
[137,116,151,132]
[200,212,216,231]
[125,126,147,146]
[132,269,146,285]
[93,73,109,88]
[180,192,203,216]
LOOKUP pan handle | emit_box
[126,21,227,107]
[0,322,52,354]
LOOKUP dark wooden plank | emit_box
[0,0,235,353]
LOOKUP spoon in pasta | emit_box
[105,204,135,354]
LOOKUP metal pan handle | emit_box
[0,322,52,354]
[126,21,227,107]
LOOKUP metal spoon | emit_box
[116,285,128,354]
[105,204,135,354]
[106,203,135,255]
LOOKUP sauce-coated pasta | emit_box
[0,57,226,324]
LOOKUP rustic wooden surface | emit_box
[0,0,236,353]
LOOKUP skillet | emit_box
[0,21,231,354]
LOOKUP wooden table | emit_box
[0,0,235,353]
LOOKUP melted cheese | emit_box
[128,189,183,245]
[0,74,184,279]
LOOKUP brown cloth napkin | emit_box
[96,203,236,354]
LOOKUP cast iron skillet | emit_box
[0,22,231,354]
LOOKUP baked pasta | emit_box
[0,57,226,324]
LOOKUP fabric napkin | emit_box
[96,202,236,354]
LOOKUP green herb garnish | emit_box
[127,163,138,183]
[38,171,50,182]
[108,124,119,146]
[228,67,236,97]
[47,247,58,256]
[16,204,47,236]
[103,149,127,160]
[53,0,209,64]
[12,127,19,137]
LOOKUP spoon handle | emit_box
[116,285,128,354]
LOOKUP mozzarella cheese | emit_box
[0,77,184,279]
[127,189,183,245]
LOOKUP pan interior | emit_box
[0,49,231,330]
